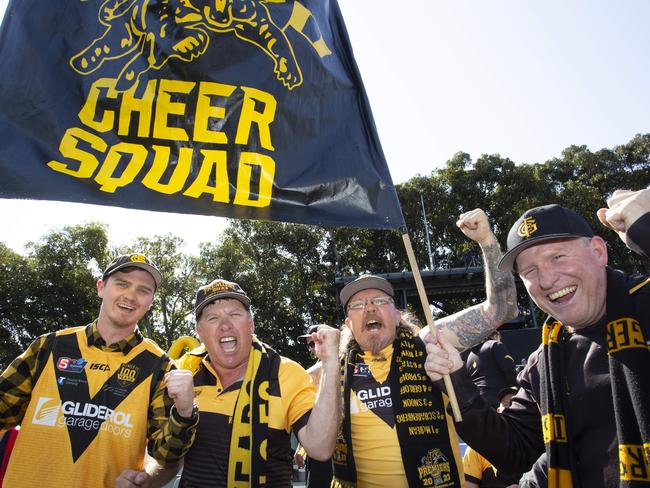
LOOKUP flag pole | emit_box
[401,232,463,422]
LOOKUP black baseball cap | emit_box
[102,253,162,288]
[194,279,251,317]
[298,324,320,342]
[339,274,394,309]
[498,204,595,272]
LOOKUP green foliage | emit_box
[0,222,109,368]
[398,135,650,277]
[1,134,648,368]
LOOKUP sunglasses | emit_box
[307,341,316,349]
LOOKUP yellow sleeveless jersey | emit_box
[349,346,407,488]
[4,326,166,487]
[349,345,462,488]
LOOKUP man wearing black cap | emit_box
[0,253,198,487]
[425,189,650,488]
[158,278,341,487]
[332,209,520,488]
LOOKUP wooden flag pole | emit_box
[402,232,463,422]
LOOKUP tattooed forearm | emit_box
[437,306,496,350]
[481,242,518,323]
[434,241,518,351]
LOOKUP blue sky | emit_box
[0,0,648,254]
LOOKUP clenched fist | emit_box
[597,188,650,255]
[165,369,195,418]
[457,208,497,247]
[307,324,341,367]
[115,469,150,487]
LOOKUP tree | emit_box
[0,244,34,366]
[0,223,109,368]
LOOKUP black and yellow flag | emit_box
[0,0,404,229]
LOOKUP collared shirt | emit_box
[85,322,144,355]
[180,353,315,487]
[0,321,197,465]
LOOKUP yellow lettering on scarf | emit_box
[606,318,647,353]
[619,443,650,481]
[542,414,567,444]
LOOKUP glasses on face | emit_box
[307,341,316,349]
[346,296,394,311]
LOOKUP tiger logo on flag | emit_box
[70,0,332,92]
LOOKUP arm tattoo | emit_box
[481,242,518,323]
[437,241,518,350]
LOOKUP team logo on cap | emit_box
[203,281,235,294]
[129,254,147,263]
[517,216,538,238]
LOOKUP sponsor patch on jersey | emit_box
[56,376,87,387]
[56,357,87,373]
[89,362,110,372]
[351,378,395,427]
[353,363,371,377]
[31,397,61,426]
[100,384,129,398]
[117,363,140,387]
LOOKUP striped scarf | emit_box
[332,327,461,487]
[228,337,271,487]
[539,268,650,488]
[178,336,274,487]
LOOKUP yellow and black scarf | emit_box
[228,336,274,488]
[540,268,650,488]
[179,336,277,488]
[332,327,461,488]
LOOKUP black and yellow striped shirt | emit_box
[0,322,196,466]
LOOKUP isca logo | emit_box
[90,362,110,372]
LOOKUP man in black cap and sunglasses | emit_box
[0,253,198,487]
[425,189,650,488]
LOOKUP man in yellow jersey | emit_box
[0,253,198,488]
[148,279,341,487]
[332,209,519,488]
